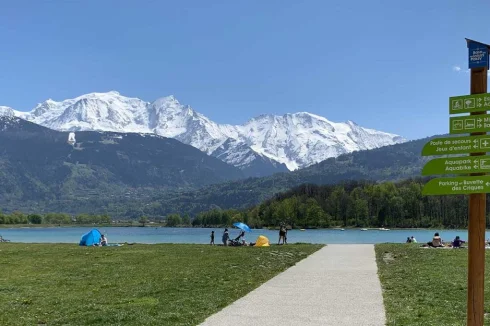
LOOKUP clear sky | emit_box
[0,0,489,140]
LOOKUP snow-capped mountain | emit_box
[0,106,18,118]
[8,91,405,174]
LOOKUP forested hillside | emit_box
[0,116,243,213]
[191,179,474,229]
[0,116,443,218]
[137,136,435,217]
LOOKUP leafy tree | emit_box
[166,214,182,227]
[44,213,71,224]
[27,214,43,224]
[139,216,149,227]
[181,214,191,226]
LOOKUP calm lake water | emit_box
[0,227,487,244]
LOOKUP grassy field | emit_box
[0,243,321,326]
[375,244,490,326]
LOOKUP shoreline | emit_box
[0,224,475,231]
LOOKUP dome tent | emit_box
[79,229,102,246]
[254,235,270,247]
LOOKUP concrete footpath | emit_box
[200,245,386,326]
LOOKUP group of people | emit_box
[405,236,417,243]
[210,229,249,246]
[209,223,290,246]
[419,232,466,248]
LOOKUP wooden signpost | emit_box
[421,38,490,326]
[467,38,488,326]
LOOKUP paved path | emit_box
[200,245,386,326]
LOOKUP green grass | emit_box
[0,243,321,326]
[375,244,490,326]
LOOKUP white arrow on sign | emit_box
[474,145,479,149]
[486,182,490,187]
[474,165,479,169]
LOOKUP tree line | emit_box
[0,212,111,225]
[189,179,477,229]
[2,178,482,229]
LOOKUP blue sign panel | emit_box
[468,41,489,69]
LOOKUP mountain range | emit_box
[0,112,431,216]
[1,91,406,177]
[146,136,433,216]
[0,115,243,213]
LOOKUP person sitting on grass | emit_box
[406,237,412,243]
[411,236,417,243]
[427,232,444,248]
[235,230,245,242]
[452,236,466,248]
[100,234,108,246]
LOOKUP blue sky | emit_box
[0,0,489,140]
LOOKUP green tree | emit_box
[139,216,149,226]
[44,213,71,224]
[304,198,325,228]
[181,214,191,226]
[76,213,91,224]
[166,214,182,227]
[10,211,28,224]
[27,214,43,224]
[0,211,7,224]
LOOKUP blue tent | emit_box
[79,229,102,246]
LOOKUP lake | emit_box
[0,227,486,244]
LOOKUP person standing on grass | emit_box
[278,224,286,245]
[222,229,229,246]
[210,231,215,245]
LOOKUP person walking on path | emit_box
[210,231,215,245]
[222,229,230,246]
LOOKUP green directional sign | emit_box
[450,93,490,114]
[422,155,490,175]
[421,135,490,156]
[423,176,490,195]
[449,114,490,134]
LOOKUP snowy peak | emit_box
[24,92,149,132]
[0,106,17,118]
[9,91,406,173]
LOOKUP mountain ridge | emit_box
[4,91,406,176]
[0,115,244,211]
